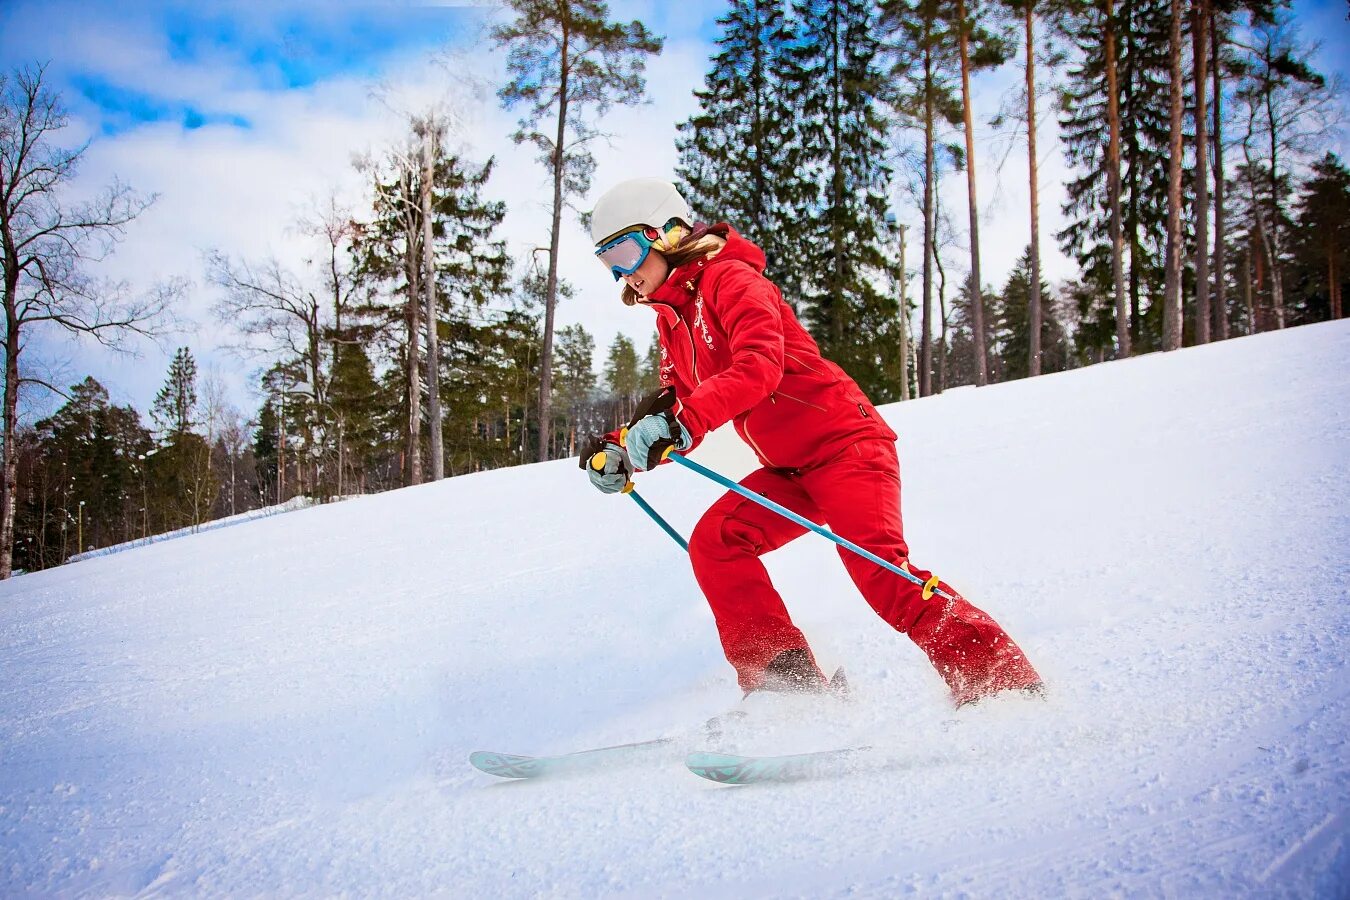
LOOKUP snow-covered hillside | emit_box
[3,321,1347,898]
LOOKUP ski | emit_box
[469,737,679,779]
[684,746,874,785]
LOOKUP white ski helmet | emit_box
[590,177,693,246]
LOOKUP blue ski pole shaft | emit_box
[625,486,689,552]
[586,446,689,551]
[663,451,951,602]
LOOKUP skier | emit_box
[583,177,1042,707]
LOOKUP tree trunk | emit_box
[1025,0,1043,377]
[1247,164,1279,332]
[1327,233,1341,319]
[1243,245,1254,333]
[1104,0,1131,357]
[1,294,19,579]
[1192,0,1211,343]
[957,0,988,386]
[538,26,571,463]
[1264,88,1285,328]
[278,395,287,502]
[1211,13,1228,339]
[899,223,911,400]
[1162,0,1185,351]
[422,128,444,482]
[920,36,935,398]
[935,239,949,393]
[405,239,423,486]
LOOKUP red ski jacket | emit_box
[638,224,896,471]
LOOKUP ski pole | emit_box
[586,441,688,551]
[662,450,951,602]
[623,486,689,552]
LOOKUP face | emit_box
[621,248,670,299]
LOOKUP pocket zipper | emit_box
[775,391,827,413]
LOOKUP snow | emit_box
[68,497,316,563]
[3,320,1348,898]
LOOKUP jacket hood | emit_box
[701,223,767,274]
[646,223,765,306]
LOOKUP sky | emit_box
[1,0,1347,424]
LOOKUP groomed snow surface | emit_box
[3,320,1348,898]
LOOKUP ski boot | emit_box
[705,650,850,747]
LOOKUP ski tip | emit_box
[684,751,762,785]
[685,747,874,785]
[468,750,543,779]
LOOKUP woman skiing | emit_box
[583,177,1042,706]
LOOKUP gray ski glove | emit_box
[584,440,631,494]
[624,412,692,471]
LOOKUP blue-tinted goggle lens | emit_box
[595,230,656,281]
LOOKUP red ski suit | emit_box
[638,225,1040,703]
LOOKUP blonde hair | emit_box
[620,227,725,306]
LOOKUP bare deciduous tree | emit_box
[1235,10,1340,331]
[1,64,172,578]
[207,250,326,396]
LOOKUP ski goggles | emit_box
[595,226,664,281]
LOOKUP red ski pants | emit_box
[687,439,1040,702]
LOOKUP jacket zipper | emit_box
[740,408,776,467]
[775,390,827,412]
[648,300,701,386]
[679,314,702,384]
[784,351,824,376]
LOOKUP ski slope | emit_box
[2,321,1347,898]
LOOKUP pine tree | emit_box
[20,378,153,566]
[149,350,217,530]
[327,341,382,493]
[493,0,662,463]
[430,154,515,472]
[1230,158,1296,332]
[355,135,514,480]
[354,138,424,486]
[604,334,641,426]
[252,362,307,505]
[675,0,808,304]
[253,396,280,505]
[1289,153,1349,323]
[152,348,198,439]
[440,303,540,473]
[553,323,597,457]
[640,334,662,394]
[787,0,902,401]
[994,247,1069,379]
[1059,0,1178,355]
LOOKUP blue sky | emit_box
[155,4,477,89]
[2,1,485,135]
[3,0,1344,147]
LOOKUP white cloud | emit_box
[16,4,715,418]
